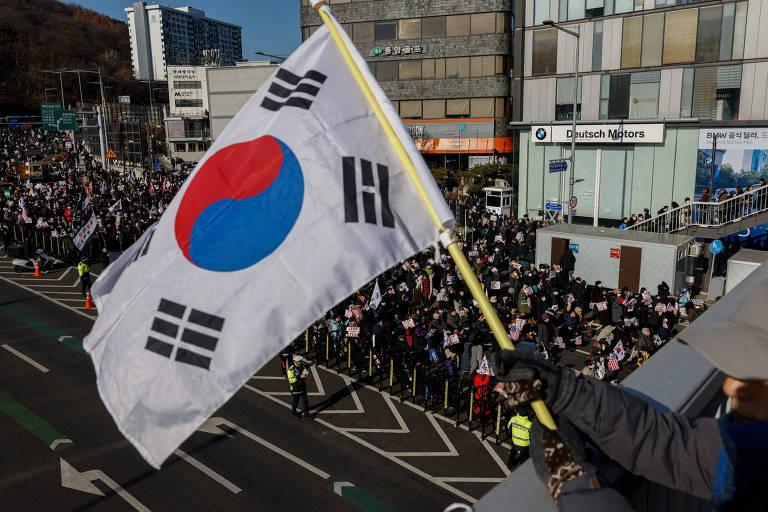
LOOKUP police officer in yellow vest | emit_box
[288,355,310,419]
[77,257,91,298]
[507,406,532,469]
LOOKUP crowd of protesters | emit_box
[2,127,708,447]
[298,196,706,437]
[0,127,191,260]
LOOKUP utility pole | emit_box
[710,134,717,197]
[544,21,580,224]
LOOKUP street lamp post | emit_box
[544,20,580,224]
[36,70,65,107]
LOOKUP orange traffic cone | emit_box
[34,260,41,277]
[84,290,95,310]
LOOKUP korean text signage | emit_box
[41,103,77,132]
[695,128,768,197]
[370,45,427,57]
[532,124,665,144]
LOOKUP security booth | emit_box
[536,224,695,293]
[483,180,514,217]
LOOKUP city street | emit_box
[0,257,526,511]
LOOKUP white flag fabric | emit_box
[368,279,382,311]
[84,20,453,468]
[108,199,122,214]
[72,212,97,251]
[613,339,625,361]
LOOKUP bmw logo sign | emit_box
[535,128,547,141]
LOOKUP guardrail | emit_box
[289,330,517,446]
[628,184,768,234]
[4,224,107,262]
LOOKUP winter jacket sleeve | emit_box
[561,375,722,500]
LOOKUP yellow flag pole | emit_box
[313,1,556,431]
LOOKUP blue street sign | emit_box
[569,243,580,254]
[710,239,724,255]
[545,202,563,211]
[153,159,161,171]
[548,160,568,173]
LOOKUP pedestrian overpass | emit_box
[626,184,768,239]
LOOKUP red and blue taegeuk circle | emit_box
[174,136,304,272]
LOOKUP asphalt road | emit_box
[0,256,519,512]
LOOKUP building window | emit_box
[641,13,664,67]
[696,6,722,63]
[375,61,398,81]
[175,99,203,108]
[446,15,471,37]
[399,60,421,80]
[663,9,698,64]
[175,143,187,152]
[173,81,202,89]
[422,59,436,79]
[556,77,582,120]
[353,22,374,43]
[534,0,550,25]
[681,65,741,120]
[399,100,423,119]
[592,21,603,71]
[422,16,446,38]
[621,16,643,69]
[600,71,660,119]
[374,21,397,41]
[532,28,557,76]
[470,13,496,34]
[446,98,470,118]
[423,99,445,119]
[399,18,421,39]
[470,98,495,117]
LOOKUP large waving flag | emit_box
[84,18,453,468]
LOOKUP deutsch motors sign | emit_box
[532,123,664,144]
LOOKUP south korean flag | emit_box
[84,10,454,468]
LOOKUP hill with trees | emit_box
[0,0,148,115]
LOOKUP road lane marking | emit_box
[173,448,242,494]
[0,389,73,451]
[198,417,331,479]
[0,304,85,353]
[60,458,151,511]
[245,385,476,502]
[2,344,50,373]
[0,275,95,320]
[332,481,396,512]
[437,477,506,483]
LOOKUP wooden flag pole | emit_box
[313,1,556,431]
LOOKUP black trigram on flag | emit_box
[261,68,327,112]
[144,298,225,371]
[343,157,395,229]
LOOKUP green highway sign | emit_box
[40,103,77,131]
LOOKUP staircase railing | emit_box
[627,184,768,234]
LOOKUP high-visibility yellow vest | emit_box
[508,414,532,447]
[77,262,90,277]
[287,366,298,388]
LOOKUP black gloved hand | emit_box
[531,419,597,503]
[494,349,577,414]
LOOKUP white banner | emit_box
[698,128,768,150]
[532,123,665,144]
[72,212,97,251]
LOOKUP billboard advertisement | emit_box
[696,128,768,198]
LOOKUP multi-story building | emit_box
[300,0,514,170]
[164,62,279,163]
[126,2,242,81]
[513,0,768,223]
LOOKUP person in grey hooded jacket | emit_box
[494,262,768,511]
